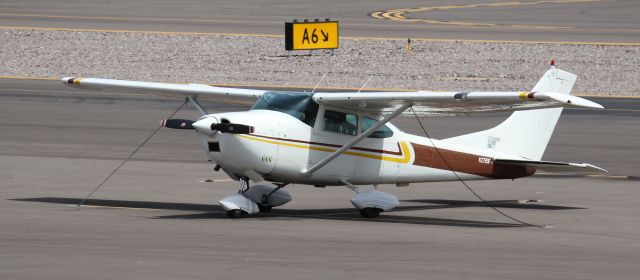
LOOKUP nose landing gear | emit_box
[218,179,292,218]
[218,179,259,218]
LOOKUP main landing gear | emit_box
[350,190,400,218]
[342,180,399,218]
[218,179,292,218]
[359,207,383,218]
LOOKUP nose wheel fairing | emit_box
[219,182,292,218]
[219,194,260,217]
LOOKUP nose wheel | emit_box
[226,209,247,218]
[359,207,383,218]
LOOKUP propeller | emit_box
[161,119,195,129]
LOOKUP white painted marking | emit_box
[199,179,233,183]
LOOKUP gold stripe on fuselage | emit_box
[237,135,412,163]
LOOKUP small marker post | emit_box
[407,38,413,52]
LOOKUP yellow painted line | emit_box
[0,11,550,32]
[2,25,639,46]
[0,12,601,33]
[0,75,58,81]
[0,25,283,38]
[0,13,282,26]
[370,0,640,33]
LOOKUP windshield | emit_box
[251,92,319,126]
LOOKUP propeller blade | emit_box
[161,119,195,129]
[211,123,254,134]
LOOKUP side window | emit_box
[361,117,394,138]
[323,110,358,136]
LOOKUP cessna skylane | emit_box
[63,64,606,218]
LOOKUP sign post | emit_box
[285,20,339,51]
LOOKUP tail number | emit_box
[478,157,492,165]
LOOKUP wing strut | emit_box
[187,96,208,116]
[301,103,412,176]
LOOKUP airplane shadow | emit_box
[11,197,584,228]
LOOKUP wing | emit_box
[62,77,266,106]
[62,67,602,114]
[312,90,603,115]
[314,67,602,115]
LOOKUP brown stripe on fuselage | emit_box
[248,134,403,156]
[411,143,535,179]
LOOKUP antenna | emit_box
[311,72,328,93]
[357,75,373,93]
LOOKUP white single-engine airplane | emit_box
[63,64,606,218]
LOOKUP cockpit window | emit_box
[361,117,394,138]
[251,92,319,127]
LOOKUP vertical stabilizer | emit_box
[443,67,577,160]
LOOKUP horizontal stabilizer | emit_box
[495,159,607,173]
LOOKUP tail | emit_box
[443,66,577,161]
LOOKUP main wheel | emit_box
[226,209,246,218]
[359,207,382,218]
[258,205,272,213]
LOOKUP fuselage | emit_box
[196,97,535,186]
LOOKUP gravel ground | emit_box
[2,29,639,95]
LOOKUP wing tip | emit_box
[61,77,81,85]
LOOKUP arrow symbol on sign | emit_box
[321,30,329,42]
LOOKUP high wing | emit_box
[314,67,602,115]
[62,77,266,106]
[63,67,603,115]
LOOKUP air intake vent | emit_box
[208,142,220,152]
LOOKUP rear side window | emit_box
[361,117,394,138]
[323,110,358,136]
